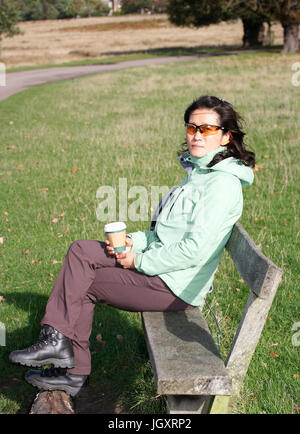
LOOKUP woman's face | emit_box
[186,108,230,158]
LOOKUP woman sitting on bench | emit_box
[9,95,255,397]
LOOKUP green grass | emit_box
[0,51,299,414]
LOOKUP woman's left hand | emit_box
[116,251,136,269]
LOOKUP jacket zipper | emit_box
[166,188,184,220]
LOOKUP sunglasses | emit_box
[185,123,225,136]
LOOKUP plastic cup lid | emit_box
[104,222,126,233]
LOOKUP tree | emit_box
[168,0,267,46]
[0,0,21,58]
[266,0,300,53]
[168,0,271,47]
[231,0,300,52]
[168,0,300,52]
[151,0,168,13]
[225,1,272,47]
[121,0,152,14]
[168,0,225,27]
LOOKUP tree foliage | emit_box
[121,0,152,14]
[0,0,21,40]
[168,0,225,27]
[15,0,110,20]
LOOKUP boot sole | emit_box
[25,374,86,397]
[10,356,75,369]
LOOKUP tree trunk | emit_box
[242,18,265,48]
[30,391,75,414]
[282,22,299,53]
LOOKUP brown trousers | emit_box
[41,240,194,375]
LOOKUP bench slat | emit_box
[142,310,232,396]
[225,222,282,299]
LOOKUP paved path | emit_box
[0,51,255,103]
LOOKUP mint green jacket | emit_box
[128,147,254,307]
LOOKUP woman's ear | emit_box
[221,131,233,146]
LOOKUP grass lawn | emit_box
[0,50,299,414]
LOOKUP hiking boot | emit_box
[25,367,88,397]
[9,324,75,368]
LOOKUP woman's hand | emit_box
[105,236,133,257]
[115,250,136,269]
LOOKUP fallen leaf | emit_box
[116,334,123,341]
[43,187,48,191]
[0,296,5,302]
[52,260,62,264]
[235,287,241,292]
[4,211,8,216]
[58,212,65,217]
[270,351,279,358]
[51,218,59,223]
[72,167,80,173]
[7,145,16,150]
[96,333,106,345]
[31,259,40,264]
[57,233,63,238]
[292,374,299,379]
[0,237,4,244]
[22,249,30,254]
[293,405,300,413]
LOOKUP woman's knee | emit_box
[68,239,105,259]
[68,240,93,257]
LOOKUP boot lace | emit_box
[27,325,58,351]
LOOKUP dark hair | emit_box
[178,95,255,168]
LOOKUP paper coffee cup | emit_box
[104,222,127,253]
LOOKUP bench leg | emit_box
[209,395,230,414]
[166,395,213,414]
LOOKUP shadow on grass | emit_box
[100,44,283,57]
[1,291,155,414]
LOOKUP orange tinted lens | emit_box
[200,125,220,136]
[186,124,197,135]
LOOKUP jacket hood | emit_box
[178,147,254,187]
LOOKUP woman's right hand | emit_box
[105,236,133,256]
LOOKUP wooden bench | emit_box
[30,222,282,414]
[142,222,282,414]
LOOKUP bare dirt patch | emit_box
[58,18,172,33]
